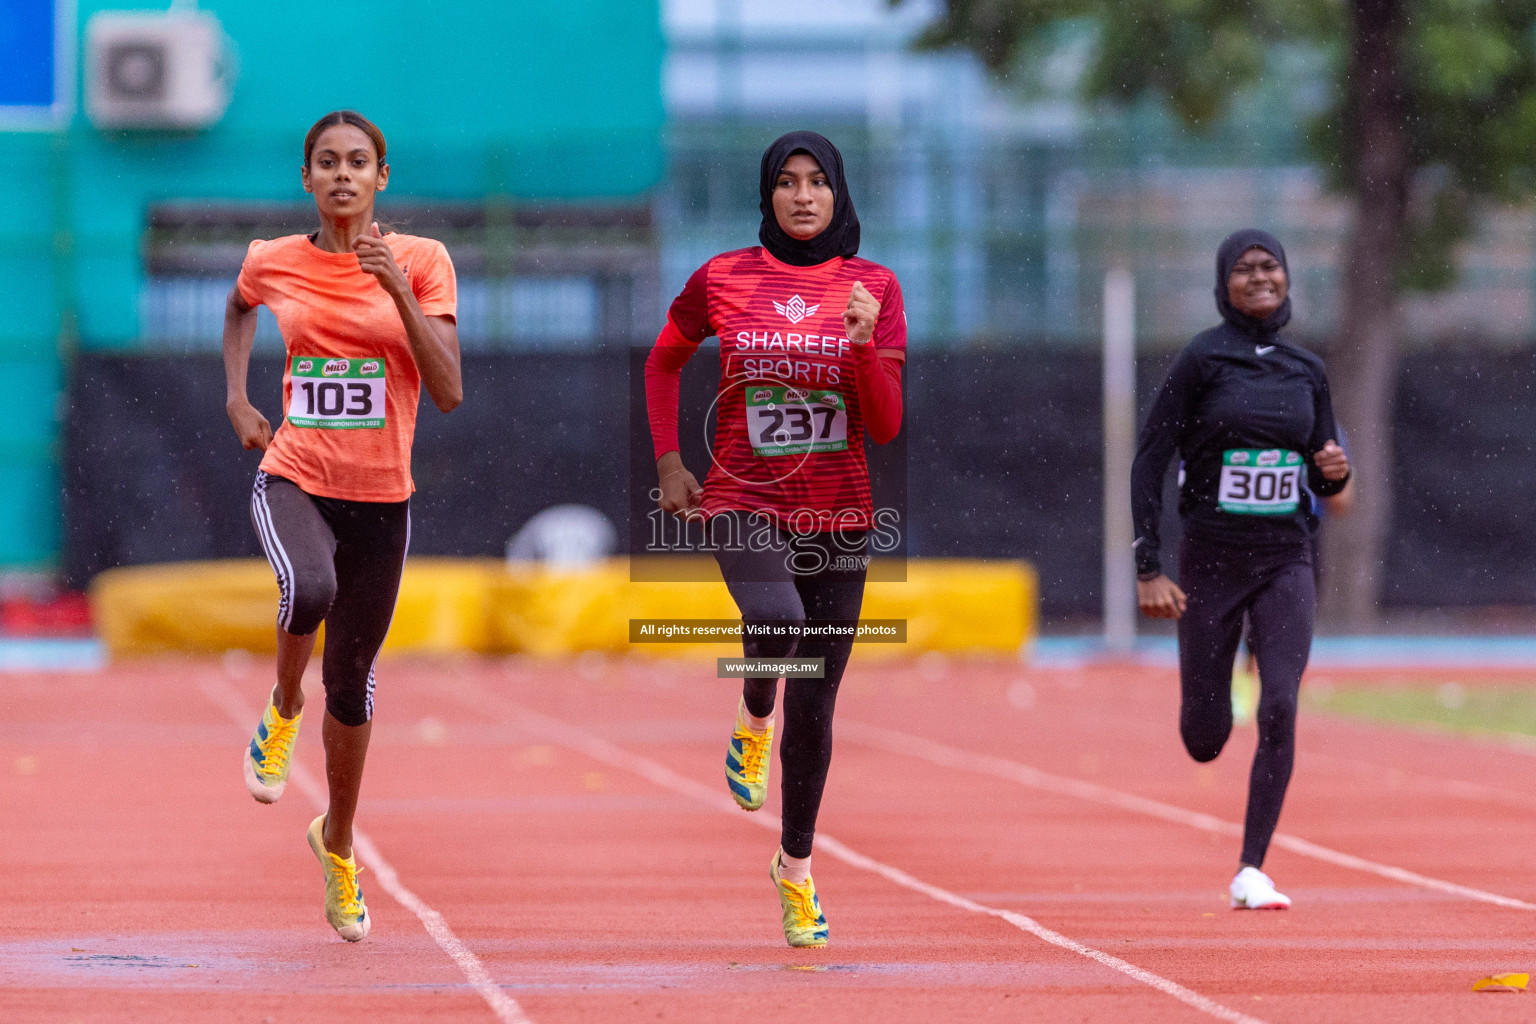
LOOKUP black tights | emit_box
[711,512,867,859]
[251,472,410,727]
[1177,539,1314,869]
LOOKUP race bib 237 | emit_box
[745,387,848,457]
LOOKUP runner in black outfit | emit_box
[1131,229,1351,909]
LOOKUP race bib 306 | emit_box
[1218,448,1302,515]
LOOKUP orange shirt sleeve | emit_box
[410,238,457,319]
[236,239,266,307]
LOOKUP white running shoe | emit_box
[1230,866,1291,909]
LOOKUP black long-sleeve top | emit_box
[1131,323,1349,577]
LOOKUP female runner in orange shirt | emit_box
[222,110,462,941]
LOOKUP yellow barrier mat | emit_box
[91,556,1036,660]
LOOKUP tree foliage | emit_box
[915,0,1536,289]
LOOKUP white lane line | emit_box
[813,834,1267,1024]
[199,675,533,1024]
[839,719,1536,913]
[449,683,1270,1024]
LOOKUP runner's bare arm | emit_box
[354,224,463,413]
[222,285,273,452]
[410,314,462,412]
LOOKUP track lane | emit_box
[441,655,1536,1023]
[197,673,534,1024]
[0,664,492,1023]
[442,679,1272,1024]
[9,656,1536,1023]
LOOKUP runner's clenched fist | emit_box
[844,281,879,345]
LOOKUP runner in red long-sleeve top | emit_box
[646,248,905,528]
[644,131,906,948]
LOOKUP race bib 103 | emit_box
[745,387,848,457]
[287,357,386,429]
[1218,448,1302,515]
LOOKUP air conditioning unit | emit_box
[85,11,234,130]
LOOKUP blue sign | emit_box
[0,0,72,127]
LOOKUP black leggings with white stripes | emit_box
[710,510,868,860]
[250,471,410,726]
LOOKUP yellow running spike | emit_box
[726,698,773,811]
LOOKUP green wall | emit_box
[0,0,664,568]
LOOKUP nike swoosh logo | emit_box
[1256,345,1275,355]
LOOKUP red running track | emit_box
[3,654,1536,1022]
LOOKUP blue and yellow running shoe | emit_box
[770,850,828,947]
[307,815,370,941]
[726,698,772,811]
[244,694,302,804]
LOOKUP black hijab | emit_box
[758,131,860,266]
[1215,228,1291,335]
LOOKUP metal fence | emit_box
[138,202,659,351]
[662,117,1536,348]
[137,118,1536,351]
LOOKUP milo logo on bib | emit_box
[287,356,387,430]
[1218,448,1302,515]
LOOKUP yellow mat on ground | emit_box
[90,557,1036,660]
[88,558,500,657]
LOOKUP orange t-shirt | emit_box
[236,232,456,503]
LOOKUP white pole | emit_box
[1103,268,1136,652]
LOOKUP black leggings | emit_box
[1177,537,1314,868]
[710,511,868,859]
[250,472,410,727]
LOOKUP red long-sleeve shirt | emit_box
[644,246,906,531]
